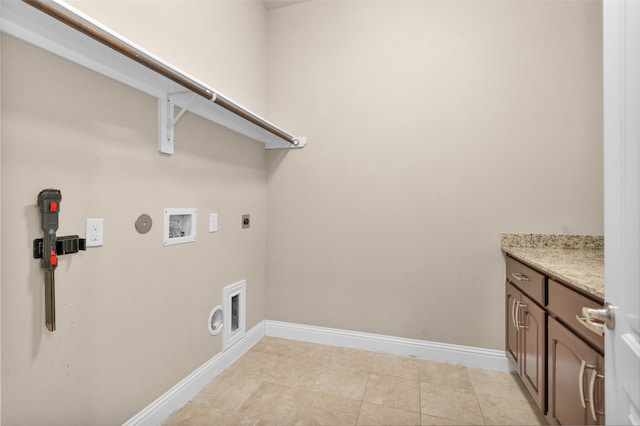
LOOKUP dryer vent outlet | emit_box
[223,280,246,350]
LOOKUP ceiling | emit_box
[262,0,311,10]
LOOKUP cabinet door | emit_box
[548,317,604,425]
[506,282,520,367]
[520,293,546,412]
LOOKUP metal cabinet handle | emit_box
[578,360,587,409]
[517,303,528,329]
[588,369,604,421]
[511,272,530,282]
[514,300,521,331]
[576,314,604,336]
[510,298,515,329]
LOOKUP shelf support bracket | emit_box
[158,92,198,155]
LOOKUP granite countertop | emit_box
[501,233,604,300]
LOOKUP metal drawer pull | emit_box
[576,315,604,336]
[511,272,530,282]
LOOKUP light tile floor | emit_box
[163,337,548,425]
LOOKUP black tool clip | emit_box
[33,235,86,259]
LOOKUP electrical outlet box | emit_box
[85,218,104,247]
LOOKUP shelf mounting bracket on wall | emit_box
[158,92,200,155]
[1,0,308,154]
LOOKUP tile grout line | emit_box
[355,355,375,426]
[418,370,423,423]
[466,365,490,425]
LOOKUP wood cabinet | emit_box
[548,317,605,425]
[504,256,605,424]
[547,279,605,425]
[506,280,546,411]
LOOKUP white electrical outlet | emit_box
[209,213,218,233]
[86,218,104,247]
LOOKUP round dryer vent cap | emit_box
[135,214,152,234]
[208,305,223,336]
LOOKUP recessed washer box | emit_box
[164,208,196,246]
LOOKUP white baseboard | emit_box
[123,321,265,426]
[125,319,511,425]
[264,320,512,372]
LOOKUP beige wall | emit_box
[1,1,268,424]
[265,1,603,349]
[69,0,269,116]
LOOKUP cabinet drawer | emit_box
[548,279,604,354]
[506,256,545,305]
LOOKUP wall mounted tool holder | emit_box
[33,235,86,259]
[34,189,86,332]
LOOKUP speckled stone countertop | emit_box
[501,233,604,300]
